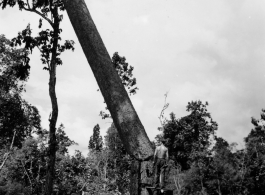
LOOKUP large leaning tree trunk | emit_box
[63,0,153,160]
[63,0,153,193]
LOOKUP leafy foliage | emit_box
[160,101,218,170]
[159,105,265,195]
[10,23,74,71]
[0,35,30,91]
[243,110,265,194]
[86,123,130,194]
[105,123,131,194]
[112,52,138,95]
[0,96,41,148]
[88,124,103,152]
[0,125,79,195]
[0,35,41,148]
[99,52,138,119]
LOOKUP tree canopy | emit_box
[0,35,41,148]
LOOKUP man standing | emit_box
[153,139,169,192]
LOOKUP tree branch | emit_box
[0,130,16,172]
[21,160,33,193]
[0,153,9,172]
[26,0,31,9]
[79,181,89,192]
[158,92,169,128]
[10,130,16,150]
[22,7,54,28]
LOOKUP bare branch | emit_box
[10,130,16,150]
[26,0,31,9]
[158,92,169,128]
[0,130,16,172]
[0,153,9,171]
[80,181,89,192]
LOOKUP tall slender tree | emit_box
[0,1,74,194]
[88,124,103,152]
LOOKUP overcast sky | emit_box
[1,0,265,154]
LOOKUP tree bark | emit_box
[130,160,142,195]
[63,0,153,161]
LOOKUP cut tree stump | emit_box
[140,159,176,195]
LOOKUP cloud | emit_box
[2,0,265,154]
[177,0,265,145]
[63,117,92,154]
[133,15,150,25]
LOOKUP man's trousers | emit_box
[154,158,166,189]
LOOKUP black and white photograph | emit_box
[1,0,265,194]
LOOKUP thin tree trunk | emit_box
[63,0,153,162]
[103,163,107,191]
[217,178,222,195]
[21,160,33,193]
[44,6,60,195]
[0,130,16,172]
